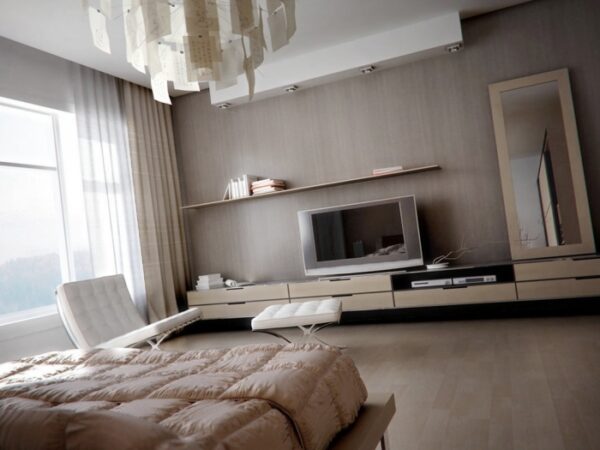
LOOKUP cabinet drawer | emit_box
[393,283,517,308]
[517,278,600,300]
[291,292,394,312]
[195,299,288,319]
[289,275,391,298]
[188,284,288,305]
[514,258,600,281]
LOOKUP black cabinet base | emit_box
[178,297,600,336]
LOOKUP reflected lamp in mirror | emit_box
[489,68,595,260]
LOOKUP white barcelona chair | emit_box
[56,274,202,350]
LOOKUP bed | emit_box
[0,343,382,450]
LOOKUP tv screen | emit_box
[298,196,423,276]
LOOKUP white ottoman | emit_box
[251,298,342,345]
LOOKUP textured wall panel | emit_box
[173,0,600,283]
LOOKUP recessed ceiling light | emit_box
[216,102,231,109]
[360,65,376,74]
[284,85,299,93]
[446,43,463,53]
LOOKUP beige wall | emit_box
[172,0,600,284]
[0,36,74,112]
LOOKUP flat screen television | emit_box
[298,196,423,277]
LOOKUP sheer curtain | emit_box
[121,82,189,322]
[67,66,147,317]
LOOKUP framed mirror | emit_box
[489,68,595,260]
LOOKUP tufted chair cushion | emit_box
[56,275,147,349]
[251,298,342,330]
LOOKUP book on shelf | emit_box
[196,283,224,290]
[251,178,286,190]
[228,178,237,199]
[252,186,286,195]
[227,175,260,199]
[195,273,224,290]
[372,165,404,175]
[222,183,230,200]
[243,174,260,196]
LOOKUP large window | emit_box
[0,85,146,323]
[0,100,69,320]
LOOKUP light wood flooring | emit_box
[163,315,600,450]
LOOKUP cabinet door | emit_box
[517,278,600,300]
[514,258,600,281]
[393,283,517,308]
[194,300,289,319]
[188,284,289,305]
[291,292,394,312]
[289,275,391,298]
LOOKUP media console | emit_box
[390,263,517,308]
[392,263,514,289]
[187,256,600,320]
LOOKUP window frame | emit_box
[0,97,73,324]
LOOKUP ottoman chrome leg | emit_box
[254,329,292,343]
[298,322,345,348]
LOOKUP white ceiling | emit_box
[0,0,532,91]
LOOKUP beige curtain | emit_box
[121,82,189,322]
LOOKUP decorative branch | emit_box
[431,236,507,265]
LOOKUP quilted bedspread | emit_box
[0,343,367,450]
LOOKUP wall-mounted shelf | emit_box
[181,164,441,210]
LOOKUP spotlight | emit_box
[360,65,376,74]
[446,43,463,53]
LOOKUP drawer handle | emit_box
[225,287,244,291]
[327,278,351,282]
[443,285,467,290]
[331,294,353,298]
[572,255,600,261]
[227,301,247,305]
[575,275,600,280]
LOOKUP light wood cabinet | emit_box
[186,258,600,320]
[517,278,600,301]
[288,275,391,298]
[514,258,600,281]
[291,292,394,312]
[514,257,600,300]
[393,283,517,308]
[194,300,289,319]
[188,283,289,305]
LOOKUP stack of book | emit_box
[251,178,287,195]
[226,175,260,200]
[195,274,224,290]
[372,165,404,176]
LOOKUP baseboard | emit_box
[341,297,600,324]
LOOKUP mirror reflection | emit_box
[501,81,580,248]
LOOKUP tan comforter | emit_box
[0,343,367,450]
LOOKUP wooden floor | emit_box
[163,315,600,450]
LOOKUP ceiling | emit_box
[0,0,532,92]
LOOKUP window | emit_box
[0,100,69,321]
[0,86,146,323]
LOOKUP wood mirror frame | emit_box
[489,68,595,260]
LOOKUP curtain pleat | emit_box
[71,66,146,316]
[121,82,189,322]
